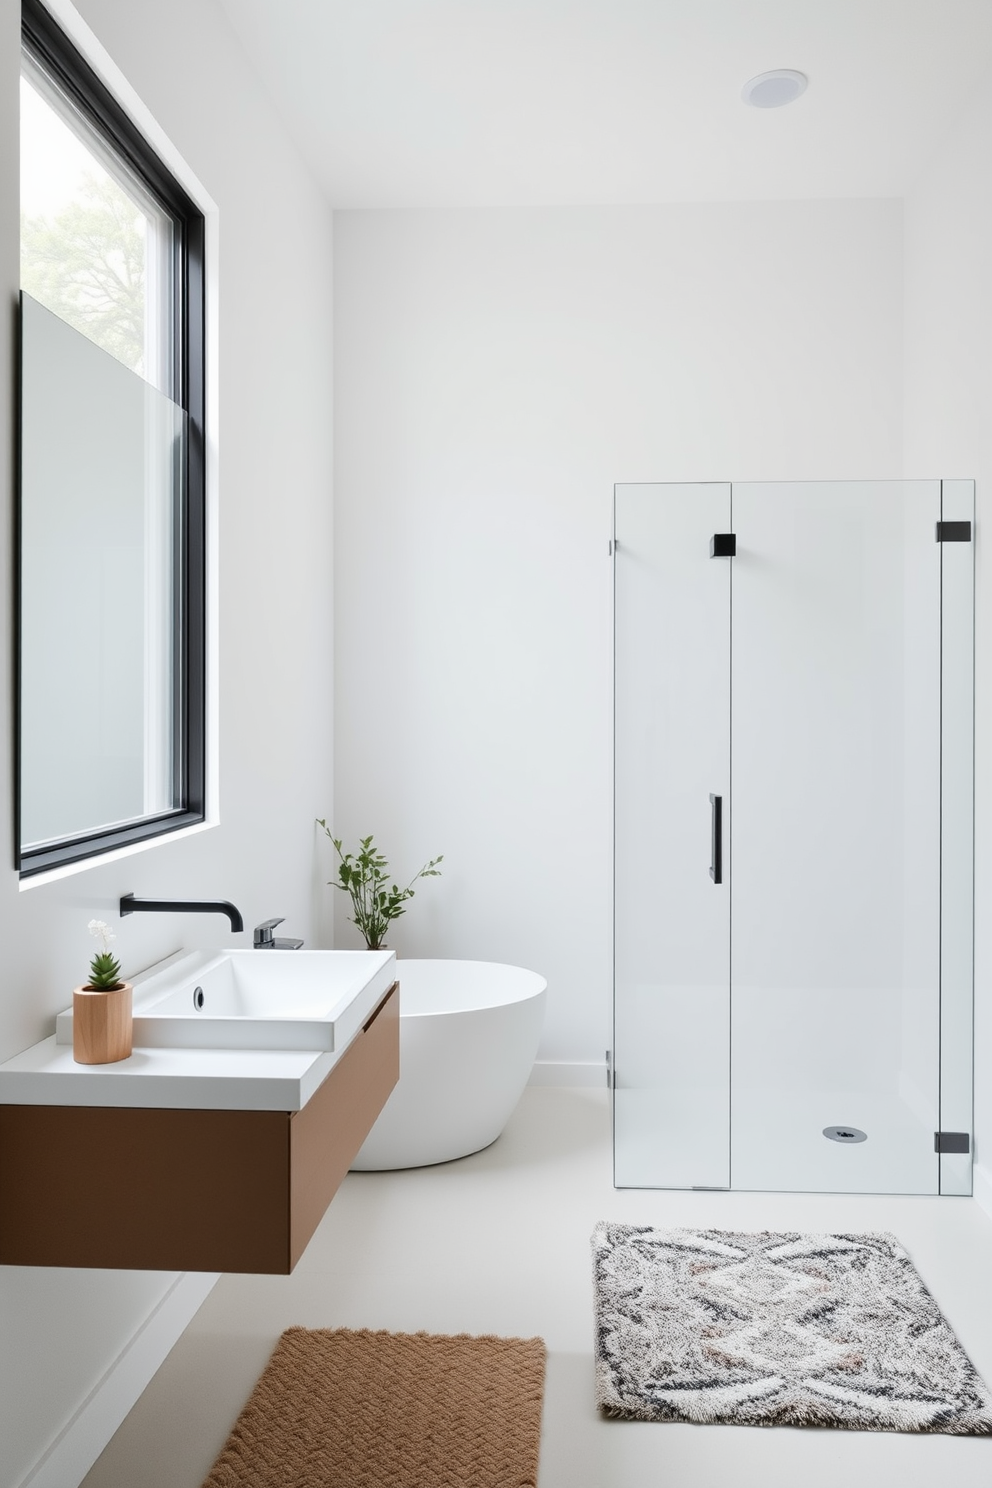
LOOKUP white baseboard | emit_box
[18,1271,218,1488]
[973,1162,992,1223]
[529,1060,607,1088]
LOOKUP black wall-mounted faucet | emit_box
[119,893,244,933]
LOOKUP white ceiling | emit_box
[217,0,992,207]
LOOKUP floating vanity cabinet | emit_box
[0,983,398,1273]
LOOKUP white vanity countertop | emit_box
[0,1038,345,1113]
[0,949,398,1112]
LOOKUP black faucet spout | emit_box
[119,894,244,933]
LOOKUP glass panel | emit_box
[730,481,942,1195]
[613,479,973,1197]
[613,484,731,1188]
[938,479,975,1195]
[20,51,174,394]
[19,294,184,851]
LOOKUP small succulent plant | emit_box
[317,821,443,951]
[86,919,124,991]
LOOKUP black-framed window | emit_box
[17,0,205,877]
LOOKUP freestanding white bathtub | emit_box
[350,959,547,1170]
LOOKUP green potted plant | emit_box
[317,820,442,951]
[72,919,133,1064]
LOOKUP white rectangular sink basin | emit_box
[56,948,397,1053]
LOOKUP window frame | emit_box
[17,0,206,878]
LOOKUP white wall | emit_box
[903,80,992,1207]
[0,0,335,1483]
[333,200,904,1065]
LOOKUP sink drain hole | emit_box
[193,986,205,1010]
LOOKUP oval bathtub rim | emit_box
[391,958,548,1017]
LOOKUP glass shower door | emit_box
[730,481,943,1194]
[613,478,974,1195]
[613,483,731,1188]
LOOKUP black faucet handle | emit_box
[253,918,284,948]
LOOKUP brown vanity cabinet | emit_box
[0,983,398,1273]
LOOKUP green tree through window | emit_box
[21,171,146,376]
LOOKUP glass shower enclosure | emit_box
[613,481,974,1195]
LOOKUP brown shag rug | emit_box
[201,1326,546,1488]
[593,1223,992,1435]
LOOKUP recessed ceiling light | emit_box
[741,70,808,109]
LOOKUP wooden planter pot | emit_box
[72,983,133,1064]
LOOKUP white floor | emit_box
[82,1088,992,1487]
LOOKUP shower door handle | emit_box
[709,794,722,884]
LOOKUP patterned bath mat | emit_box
[592,1223,992,1434]
[201,1326,546,1487]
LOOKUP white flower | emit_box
[87,919,116,951]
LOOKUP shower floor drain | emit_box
[823,1125,867,1144]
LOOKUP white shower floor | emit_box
[82,1087,992,1488]
[615,1085,941,1194]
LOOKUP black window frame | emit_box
[17,0,206,878]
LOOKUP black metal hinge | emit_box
[710,533,736,557]
[934,1131,970,1154]
[935,521,972,543]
